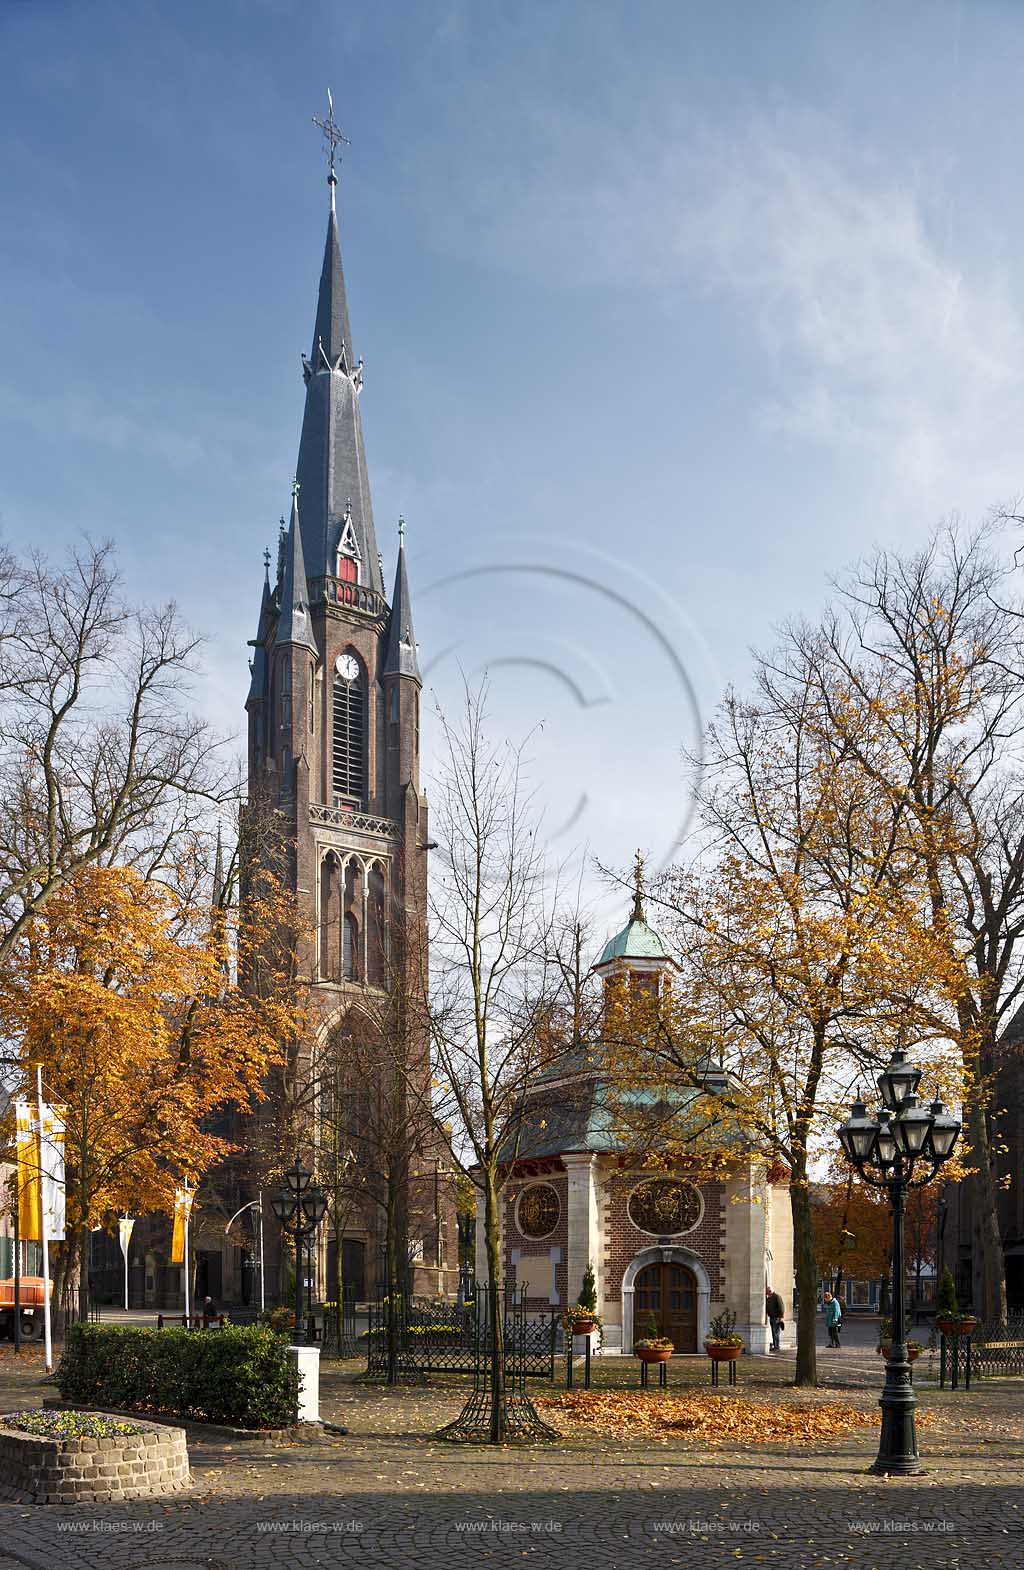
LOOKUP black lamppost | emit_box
[838,1050,960,1475]
[456,1210,474,1308]
[271,1162,328,1345]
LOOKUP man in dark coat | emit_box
[766,1286,785,1352]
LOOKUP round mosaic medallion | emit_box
[517,1182,560,1240]
[627,1178,702,1236]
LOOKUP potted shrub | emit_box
[934,1268,975,1336]
[877,1318,923,1361]
[704,1308,744,1362]
[261,1305,296,1333]
[565,1263,600,1337]
[564,1303,599,1337]
[634,1310,674,1363]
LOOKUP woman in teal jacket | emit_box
[823,1290,843,1347]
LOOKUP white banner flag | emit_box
[38,1103,66,1242]
[118,1217,136,1260]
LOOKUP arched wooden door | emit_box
[633,1261,698,1351]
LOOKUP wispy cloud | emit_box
[427,102,1024,521]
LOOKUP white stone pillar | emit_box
[723,1164,770,1354]
[287,1344,321,1423]
[563,1155,599,1311]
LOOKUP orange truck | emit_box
[0,1276,50,1340]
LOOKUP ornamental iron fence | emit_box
[364,1288,560,1382]
[969,1313,1024,1380]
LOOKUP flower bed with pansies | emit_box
[0,1408,190,1504]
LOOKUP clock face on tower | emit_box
[335,653,360,682]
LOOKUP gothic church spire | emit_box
[295,132,383,598]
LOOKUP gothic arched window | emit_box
[332,652,366,804]
[343,913,358,981]
[320,852,341,982]
[343,860,363,982]
[367,865,386,986]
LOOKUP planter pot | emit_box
[879,1344,921,1362]
[705,1343,743,1362]
[635,1346,673,1364]
[570,1318,597,1336]
[957,1316,978,1337]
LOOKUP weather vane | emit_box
[631,848,647,923]
[312,88,350,178]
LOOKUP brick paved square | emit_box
[1,1349,1022,1570]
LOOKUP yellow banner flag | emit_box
[170,1187,193,1264]
[15,1099,40,1242]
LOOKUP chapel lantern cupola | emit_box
[591,850,675,1000]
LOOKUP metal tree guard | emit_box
[436,1283,559,1445]
[837,1050,960,1475]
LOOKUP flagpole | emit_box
[258,1192,266,1316]
[35,1065,53,1374]
[12,1193,21,1355]
[183,1180,191,1325]
[123,1218,129,1312]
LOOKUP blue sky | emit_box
[3,0,1022,937]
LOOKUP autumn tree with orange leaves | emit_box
[603,635,966,1388]
[0,858,302,1323]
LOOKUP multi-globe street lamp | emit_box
[270,1162,328,1346]
[837,1049,960,1475]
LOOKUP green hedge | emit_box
[56,1324,301,1429]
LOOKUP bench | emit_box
[156,1312,228,1331]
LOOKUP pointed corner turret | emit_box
[383,517,421,683]
[276,481,319,657]
[212,824,225,909]
[246,546,275,706]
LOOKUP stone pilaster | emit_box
[563,1154,599,1310]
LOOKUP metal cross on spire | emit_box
[312,88,350,179]
[631,847,647,924]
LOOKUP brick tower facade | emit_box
[242,156,453,1305]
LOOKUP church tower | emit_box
[244,121,440,1301]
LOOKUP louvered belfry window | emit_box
[333,656,365,803]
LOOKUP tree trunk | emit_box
[789,1171,818,1388]
[483,1169,505,1443]
[76,1223,91,1324]
[331,1207,344,1346]
[385,1167,399,1387]
[968,1097,1007,1323]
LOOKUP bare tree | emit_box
[427,681,567,1441]
[0,540,226,965]
[310,919,443,1378]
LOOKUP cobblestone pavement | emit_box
[0,1350,1021,1570]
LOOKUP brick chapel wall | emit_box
[503,1173,569,1309]
[601,1171,726,1305]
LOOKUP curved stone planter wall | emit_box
[0,1417,190,1504]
